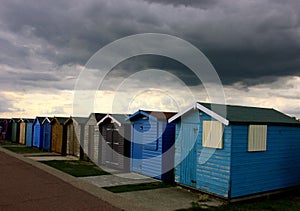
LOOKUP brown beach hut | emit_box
[50,117,68,154]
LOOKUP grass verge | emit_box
[3,146,45,154]
[104,182,172,193]
[178,190,300,211]
[40,160,110,177]
[0,140,19,146]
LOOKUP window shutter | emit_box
[202,121,223,149]
[248,125,267,152]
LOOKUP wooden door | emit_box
[131,123,143,173]
[103,124,123,167]
[88,125,94,160]
[179,123,198,188]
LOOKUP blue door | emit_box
[43,123,51,151]
[25,123,33,147]
[179,123,198,187]
[131,123,144,173]
[33,125,40,147]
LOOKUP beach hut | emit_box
[97,114,131,171]
[25,119,34,147]
[0,119,4,140]
[42,117,53,151]
[33,117,45,148]
[11,118,20,143]
[64,117,87,158]
[50,117,68,154]
[84,113,106,164]
[127,110,176,181]
[19,119,34,145]
[5,119,12,141]
[19,119,26,144]
[169,102,300,200]
[0,119,10,140]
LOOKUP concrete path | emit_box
[0,145,222,210]
[80,173,158,187]
[119,187,200,211]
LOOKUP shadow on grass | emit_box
[3,146,45,154]
[104,182,172,193]
[41,160,110,177]
[0,140,20,146]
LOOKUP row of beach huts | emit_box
[1,102,300,200]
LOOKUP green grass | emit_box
[3,146,45,154]
[178,192,300,211]
[0,140,19,146]
[104,182,172,193]
[41,160,110,177]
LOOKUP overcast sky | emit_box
[0,0,300,118]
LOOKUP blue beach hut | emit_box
[32,117,45,148]
[169,102,300,200]
[25,119,34,147]
[42,117,53,151]
[127,110,176,181]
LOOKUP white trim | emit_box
[41,117,51,125]
[197,104,229,125]
[168,103,198,123]
[168,102,229,126]
[97,114,121,127]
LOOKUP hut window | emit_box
[248,125,267,152]
[202,121,223,149]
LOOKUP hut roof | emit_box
[34,117,46,124]
[169,102,300,125]
[64,117,88,125]
[50,117,69,125]
[97,114,130,126]
[126,110,176,121]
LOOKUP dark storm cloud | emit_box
[144,0,219,9]
[107,55,200,87]
[0,0,300,89]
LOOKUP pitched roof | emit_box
[50,117,69,125]
[73,117,88,124]
[41,117,53,125]
[64,117,88,125]
[86,113,107,123]
[94,113,106,122]
[20,118,35,123]
[127,110,176,121]
[97,114,130,126]
[35,117,46,124]
[169,102,300,125]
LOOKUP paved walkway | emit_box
[0,145,222,210]
[0,147,149,211]
[0,151,120,210]
[80,173,158,188]
[119,187,200,211]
